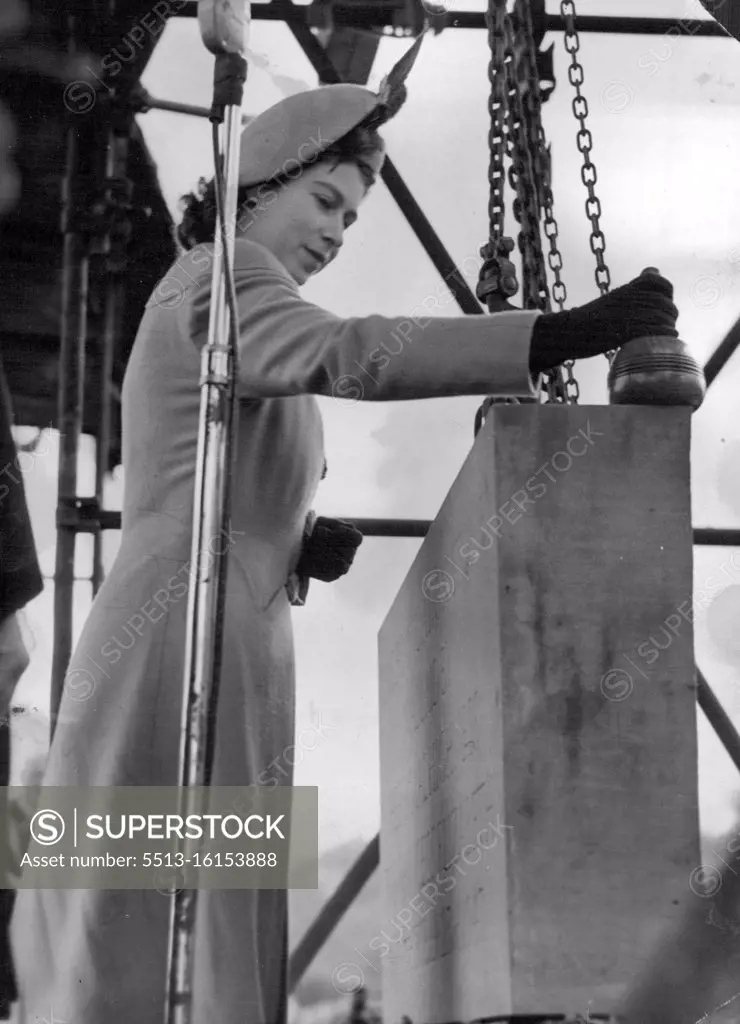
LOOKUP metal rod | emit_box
[543,14,727,37]
[174,3,729,36]
[50,13,92,736]
[134,91,253,125]
[287,834,379,993]
[140,96,227,120]
[697,667,740,774]
[342,517,430,537]
[694,528,740,547]
[92,107,129,596]
[54,509,740,548]
[92,270,121,595]
[51,228,87,725]
[704,314,740,389]
[287,20,483,316]
[164,98,245,1024]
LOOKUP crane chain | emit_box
[561,0,615,364]
[474,0,521,434]
[505,7,572,406]
[485,0,509,244]
[514,0,574,403]
[505,18,547,314]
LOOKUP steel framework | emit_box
[41,1,740,1013]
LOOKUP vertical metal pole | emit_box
[164,98,244,1024]
[91,277,119,596]
[50,12,91,733]
[92,125,128,596]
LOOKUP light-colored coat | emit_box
[11,239,538,1024]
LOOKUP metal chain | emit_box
[478,1,598,423]
[474,0,521,435]
[505,18,547,313]
[485,0,509,243]
[561,0,610,295]
[478,0,519,309]
[561,0,615,364]
[515,1,548,223]
[542,150,579,402]
[506,93,559,402]
[514,0,575,403]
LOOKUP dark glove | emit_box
[529,270,679,374]
[294,517,363,583]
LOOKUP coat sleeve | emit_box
[174,240,540,401]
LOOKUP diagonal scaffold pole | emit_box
[704,314,740,388]
[288,834,380,993]
[696,667,740,774]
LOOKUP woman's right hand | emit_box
[529,271,680,374]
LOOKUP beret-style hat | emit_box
[238,29,427,188]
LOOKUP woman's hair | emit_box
[177,122,384,251]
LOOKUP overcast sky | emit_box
[11,0,740,856]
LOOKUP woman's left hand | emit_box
[295,517,363,582]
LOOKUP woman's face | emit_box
[238,160,367,285]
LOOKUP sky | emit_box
[9,0,740,859]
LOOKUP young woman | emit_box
[10,73,680,1024]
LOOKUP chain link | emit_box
[560,0,615,366]
[539,131,580,400]
[478,0,610,424]
[477,0,613,410]
[505,16,548,314]
[517,3,567,312]
[514,0,574,403]
[515,2,548,228]
[561,0,611,296]
[475,0,521,434]
[485,0,509,243]
[478,0,519,309]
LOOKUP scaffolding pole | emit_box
[92,129,128,595]
[288,835,380,993]
[50,12,93,732]
[174,3,731,37]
